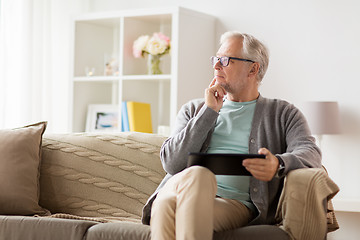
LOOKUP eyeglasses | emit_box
[210,56,255,67]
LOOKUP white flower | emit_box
[132,32,170,58]
[146,35,168,55]
[133,35,149,58]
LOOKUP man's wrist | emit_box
[275,156,285,178]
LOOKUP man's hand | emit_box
[242,148,279,181]
[205,78,227,112]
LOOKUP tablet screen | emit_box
[187,153,265,175]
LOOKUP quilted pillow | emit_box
[0,122,49,215]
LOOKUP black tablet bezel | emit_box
[187,153,265,175]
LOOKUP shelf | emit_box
[70,7,215,133]
[122,74,171,81]
[74,76,120,82]
[73,75,171,82]
[332,198,360,212]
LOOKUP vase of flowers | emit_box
[147,54,162,75]
[133,32,171,75]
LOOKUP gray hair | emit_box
[220,31,269,82]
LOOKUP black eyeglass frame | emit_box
[210,56,255,67]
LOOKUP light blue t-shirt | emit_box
[207,98,257,212]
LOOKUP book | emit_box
[121,101,130,132]
[126,101,153,133]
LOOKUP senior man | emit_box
[142,31,323,240]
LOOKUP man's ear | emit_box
[249,62,260,77]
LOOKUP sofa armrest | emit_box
[275,167,339,240]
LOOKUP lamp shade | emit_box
[302,101,341,135]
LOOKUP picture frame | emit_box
[86,104,119,132]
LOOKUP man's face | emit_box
[213,38,254,96]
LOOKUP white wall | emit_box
[48,0,90,132]
[0,0,90,132]
[85,0,360,238]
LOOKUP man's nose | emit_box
[213,59,222,70]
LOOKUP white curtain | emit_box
[0,0,87,132]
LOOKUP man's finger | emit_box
[209,77,217,87]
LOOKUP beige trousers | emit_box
[151,166,340,240]
[150,166,252,240]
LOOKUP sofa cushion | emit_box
[0,122,49,215]
[85,222,289,240]
[0,215,97,240]
[85,222,151,240]
[39,132,166,220]
[213,225,289,240]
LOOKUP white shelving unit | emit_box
[69,7,216,133]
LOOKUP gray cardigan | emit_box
[142,95,321,225]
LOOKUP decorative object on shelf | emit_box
[133,32,171,75]
[104,55,119,76]
[121,101,130,132]
[147,54,162,75]
[121,101,153,133]
[302,101,341,149]
[86,104,119,132]
[126,101,153,133]
[85,67,95,76]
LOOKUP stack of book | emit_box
[121,101,153,133]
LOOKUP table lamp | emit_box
[302,101,341,149]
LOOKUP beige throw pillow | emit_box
[0,122,49,215]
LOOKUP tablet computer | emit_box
[187,153,265,175]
